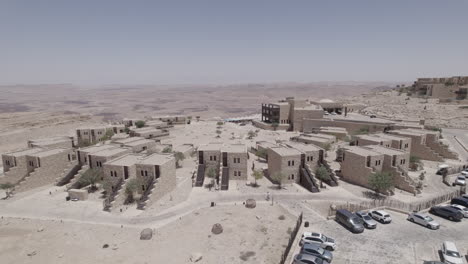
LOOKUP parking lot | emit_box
[292,210,468,264]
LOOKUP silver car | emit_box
[293,254,329,264]
[355,211,377,229]
[407,212,440,229]
[450,204,468,218]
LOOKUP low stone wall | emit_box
[252,120,288,131]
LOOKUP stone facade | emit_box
[222,145,248,181]
[388,129,447,161]
[340,146,384,189]
[76,125,125,146]
[28,136,74,149]
[412,76,468,100]
[284,142,323,173]
[267,147,302,184]
[151,115,187,125]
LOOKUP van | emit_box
[335,209,365,233]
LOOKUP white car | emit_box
[461,170,468,176]
[454,175,466,186]
[442,241,464,264]
[300,232,336,251]
[370,210,392,223]
[450,204,468,218]
[407,212,440,229]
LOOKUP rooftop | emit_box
[320,126,347,131]
[296,135,330,143]
[138,153,174,165]
[285,142,321,152]
[79,144,115,154]
[221,144,247,153]
[372,133,409,141]
[355,134,390,143]
[390,130,426,137]
[105,154,145,166]
[343,146,382,157]
[29,136,72,144]
[30,148,69,158]
[6,148,45,157]
[123,139,155,147]
[269,146,302,156]
[113,137,146,144]
[256,141,278,149]
[131,127,162,133]
[364,145,406,155]
[92,147,130,157]
[198,143,223,152]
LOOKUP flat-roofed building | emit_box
[221,144,248,182]
[354,133,411,152]
[267,146,302,184]
[284,142,323,173]
[412,76,468,100]
[112,137,157,153]
[145,120,172,129]
[340,146,384,189]
[76,145,115,166]
[76,124,125,146]
[151,115,187,125]
[27,136,74,149]
[388,129,457,161]
[1,148,46,185]
[291,133,336,148]
[87,147,131,171]
[129,127,169,139]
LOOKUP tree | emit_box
[101,129,114,141]
[256,148,267,160]
[78,168,101,192]
[206,168,217,191]
[323,143,331,151]
[135,120,146,128]
[124,127,130,134]
[216,130,222,135]
[247,130,256,139]
[368,172,394,195]
[0,182,15,199]
[162,146,172,153]
[271,172,285,189]
[409,155,421,171]
[252,170,263,187]
[125,178,141,203]
[315,165,331,187]
[216,121,224,126]
[174,152,185,168]
[271,122,279,131]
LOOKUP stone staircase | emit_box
[320,160,339,186]
[0,166,27,186]
[427,140,459,160]
[137,177,157,210]
[299,166,320,193]
[220,167,229,191]
[195,164,205,187]
[66,165,90,190]
[392,165,418,194]
[55,161,81,186]
[103,178,125,212]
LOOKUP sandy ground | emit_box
[0,204,295,264]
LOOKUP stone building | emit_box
[284,142,323,173]
[412,76,468,100]
[339,146,384,189]
[267,146,302,184]
[195,143,248,189]
[1,148,75,193]
[151,115,187,125]
[27,136,74,149]
[388,129,458,161]
[76,124,125,146]
[112,137,157,153]
[291,133,336,148]
[354,133,411,152]
[129,127,169,139]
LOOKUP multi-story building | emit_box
[412,76,468,100]
[76,125,125,146]
[151,115,187,125]
[129,127,169,139]
[354,133,411,152]
[267,146,302,184]
[195,143,248,190]
[27,136,74,149]
[388,129,458,161]
[112,137,157,153]
[1,148,75,193]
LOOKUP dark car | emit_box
[335,209,365,233]
[451,197,468,207]
[300,244,333,263]
[429,206,464,221]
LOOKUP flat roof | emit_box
[173,144,193,152]
[307,133,335,140]
[138,153,173,165]
[404,128,438,135]
[123,139,155,147]
[295,105,322,110]
[364,145,406,156]
[77,124,120,130]
[132,127,162,133]
[92,147,129,157]
[285,142,321,152]
[113,137,145,144]
[256,141,277,148]
[372,133,409,141]
[297,135,330,143]
[270,146,302,156]
[390,130,425,137]
[355,134,390,143]
[30,148,69,157]
[29,136,71,143]
[221,144,247,153]
[5,148,45,157]
[79,144,115,154]
[343,146,382,157]
[320,126,347,131]
[198,143,223,152]
[105,154,144,166]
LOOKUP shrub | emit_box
[135,120,146,128]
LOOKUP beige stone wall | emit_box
[128,141,157,153]
[267,150,301,184]
[388,132,443,161]
[355,137,392,148]
[390,138,412,153]
[278,104,291,125]
[292,109,324,132]
[303,119,390,134]
[0,155,29,185]
[103,163,136,191]
[340,151,384,189]
[15,149,75,192]
[304,150,321,173]
[29,140,73,149]
[140,158,176,207]
[201,150,221,177]
[425,133,458,159]
[252,120,289,131]
[226,152,248,180]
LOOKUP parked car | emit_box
[423,261,444,264]
[441,241,464,264]
[330,112,337,116]
[370,115,377,118]
[355,211,377,229]
[335,209,365,233]
[429,206,464,222]
[462,194,468,199]
[300,232,336,250]
[407,212,440,229]
[293,254,328,264]
[453,175,466,186]
[449,204,468,218]
[324,112,330,115]
[300,244,333,263]
[451,197,468,207]
[370,210,392,223]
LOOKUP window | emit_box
[29,161,34,167]
[288,161,291,166]
[213,156,216,161]
[291,174,294,180]
[5,160,10,166]
[111,171,114,177]
[114,171,117,177]
[145,170,148,176]
[238,171,241,176]
[234,171,237,176]
[292,160,295,166]
[210,156,212,161]
[141,170,144,176]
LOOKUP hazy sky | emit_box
[1,0,468,85]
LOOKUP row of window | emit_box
[209,155,217,161]
[234,171,242,176]
[233,157,241,163]
[110,171,118,177]
[375,160,381,166]
[287,160,295,166]
[399,159,406,165]
[96,161,103,167]
[306,156,314,162]
[5,160,10,166]
[287,174,295,180]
